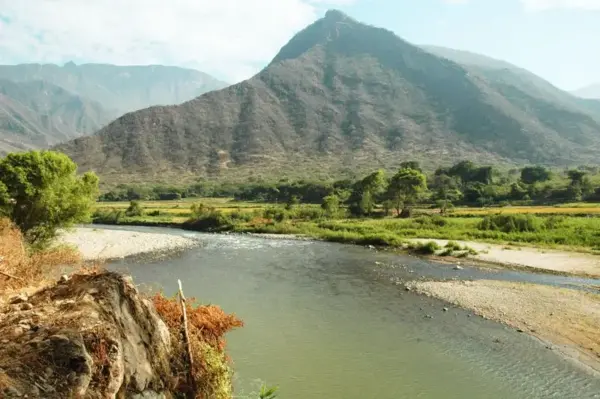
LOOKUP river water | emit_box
[106,226,600,398]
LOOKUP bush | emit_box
[148,210,161,217]
[125,200,144,217]
[478,214,543,233]
[93,209,125,224]
[544,215,566,229]
[407,241,441,255]
[413,215,448,228]
[263,207,288,223]
[184,210,233,231]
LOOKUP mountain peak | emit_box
[324,9,351,22]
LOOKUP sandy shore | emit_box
[407,238,600,277]
[59,227,199,260]
[410,279,600,373]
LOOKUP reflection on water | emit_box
[106,227,600,399]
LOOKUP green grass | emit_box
[92,198,600,252]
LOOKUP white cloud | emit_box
[521,0,600,10]
[443,0,600,9]
[0,0,353,82]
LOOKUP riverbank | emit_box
[410,280,600,374]
[407,238,600,277]
[58,227,199,260]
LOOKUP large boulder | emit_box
[0,271,173,398]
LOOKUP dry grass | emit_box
[0,218,81,292]
[151,293,244,399]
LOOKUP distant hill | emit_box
[0,80,115,154]
[572,83,600,99]
[58,10,600,183]
[0,62,228,114]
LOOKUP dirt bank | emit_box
[407,238,600,277]
[59,227,199,260]
[409,280,600,373]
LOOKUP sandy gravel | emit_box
[410,280,600,373]
[407,238,600,277]
[58,227,199,260]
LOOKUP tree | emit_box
[347,170,386,216]
[0,151,99,246]
[566,170,593,201]
[399,161,421,172]
[321,194,340,217]
[386,168,427,218]
[433,174,462,214]
[520,166,551,185]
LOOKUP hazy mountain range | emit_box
[572,83,600,99]
[55,10,600,183]
[0,63,227,154]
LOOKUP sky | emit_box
[0,0,598,90]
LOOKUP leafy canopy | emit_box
[0,150,99,246]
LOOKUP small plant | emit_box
[259,384,279,399]
[407,241,441,255]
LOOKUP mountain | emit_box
[0,80,115,154]
[572,84,600,99]
[0,63,229,114]
[58,10,600,183]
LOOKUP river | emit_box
[105,226,600,398]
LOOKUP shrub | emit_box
[544,215,566,229]
[407,241,441,255]
[184,210,233,231]
[413,215,448,228]
[148,210,161,217]
[151,293,243,398]
[125,200,144,217]
[478,214,543,233]
[93,209,125,224]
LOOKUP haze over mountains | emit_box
[57,10,600,182]
[572,84,600,100]
[0,63,227,154]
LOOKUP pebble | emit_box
[59,275,69,283]
[443,307,449,312]
[453,265,464,270]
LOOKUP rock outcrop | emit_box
[0,271,174,398]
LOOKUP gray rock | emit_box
[453,265,464,270]
[4,386,22,397]
[443,307,449,312]
[9,293,28,304]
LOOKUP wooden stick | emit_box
[0,270,24,281]
[178,279,197,397]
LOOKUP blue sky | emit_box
[0,0,598,90]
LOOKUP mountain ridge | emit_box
[57,10,600,183]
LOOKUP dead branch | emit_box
[178,279,197,398]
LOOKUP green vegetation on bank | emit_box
[91,160,600,252]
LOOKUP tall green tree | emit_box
[386,168,427,217]
[348,169,386,216]
[0,150,99,246]
[520,166,551,185]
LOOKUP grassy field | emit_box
[93,199,600,252]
